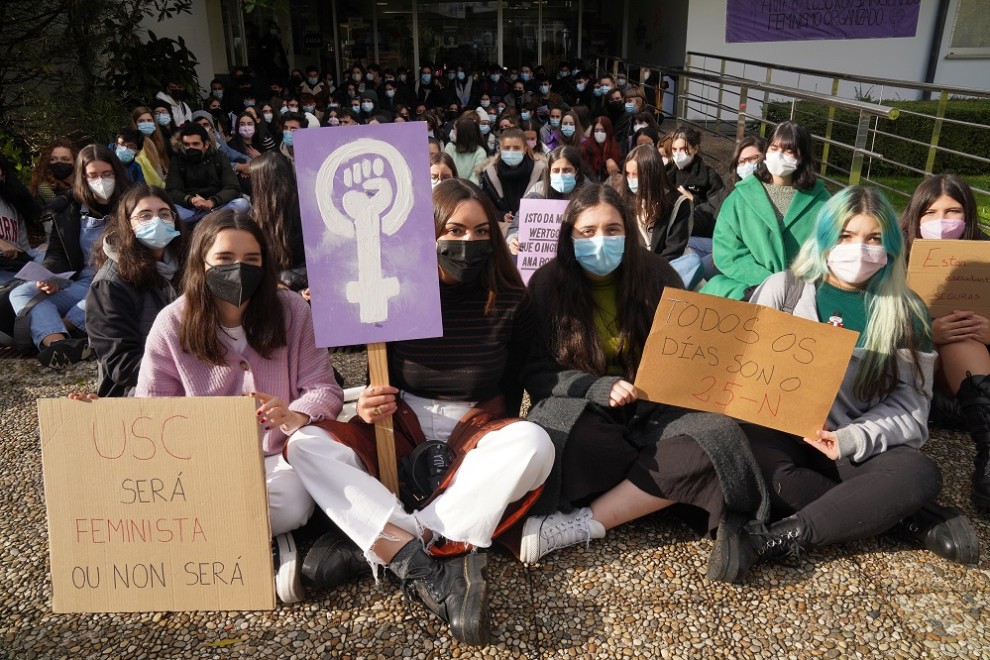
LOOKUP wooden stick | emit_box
[367,342,399,494]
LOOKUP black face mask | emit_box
[185,148,204,163]
[170,89,186,101]
[436,239,492,284]
[49,162,73,181]
[206,262,265,307]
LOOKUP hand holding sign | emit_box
[634,289,859,439]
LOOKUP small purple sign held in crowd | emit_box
[725,0,920,43]
[294,123,443,347]
[516,198,569,285]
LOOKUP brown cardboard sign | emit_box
[907,239,990,319]
[38,397,274,613]
[635,289,859,438]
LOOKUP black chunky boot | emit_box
[707,513,763,583]
[897,502,980,565]
[388,541,490,646]
[301,530,371,592]
[957,373,990,512]
[752,515,809,565]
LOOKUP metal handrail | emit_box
[685,51,990,100]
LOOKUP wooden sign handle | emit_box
[367,342,399,495]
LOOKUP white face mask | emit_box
[87,177,116,200]
[736,161,758,180]
[633,123,648,133]
[764,150,799,178]
[672,151,693,170]
[626,177,639,194]
[593,130,607,144]
[827,243,888,285]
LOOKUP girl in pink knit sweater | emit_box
[135,210,343,604]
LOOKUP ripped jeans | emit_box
[286,397,554,566]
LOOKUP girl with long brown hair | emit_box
[129,106,169,184]
[10,144,132,368]
[28,138,78,208]
[248,152,306,290]
[619,144,691,259]
[135,209,342,605]
[286,179,554,646]
[86,184,185,396]
[520,183,770,583]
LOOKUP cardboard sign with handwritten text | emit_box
[515,198,569,284]
[635,290,859,438]
[907,239,990,319]
[38,397,273,613]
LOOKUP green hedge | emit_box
[766,100,990,177]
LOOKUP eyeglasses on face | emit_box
[131,210,175,223]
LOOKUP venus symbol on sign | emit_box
[315,138,414,323]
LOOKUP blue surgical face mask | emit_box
[307,76,319,86]
[539,85,550,95]
[155,113,172,126]
[211,89,224,99]
[115,146,136,164]
[550,172,576,194]
[134,217,180,249]
[501,150,525,167]
[282,130,294,147]
[560,124,576,137]
[480,99,491,108]
[421,73,432,84]
[361,102,374,113]
[280,106,290,115]
[736,161,758,180]
[627,177,639,194]
[243,100,255,108]
[480,124,491,136]
[303,105,315,113]
[137,121,156,136]
[490,73,501,82]
[624,102,636,113]
[520,111,531,121]
[549,118,561,128]
[457,71,466,81]
[576,82,587,92]
[573,235,625,277]
[520,72,531,82]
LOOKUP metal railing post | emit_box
[820,77,840,176]
[736,85,749,142]
[925,90,949,175]
[715,57,726,136]
[759,66,773,137]
[849,109,871,185]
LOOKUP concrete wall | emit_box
[683,0,989,101]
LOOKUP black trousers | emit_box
[561,404,726,533]
[742,424,942,546]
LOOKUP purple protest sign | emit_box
[516,198,569,285]
[726,0,920,43]
[293,122,443,347]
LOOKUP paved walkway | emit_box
[2,357,989,658]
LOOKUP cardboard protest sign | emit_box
[38,397,273,613]
[294,122,443,347]
[907,239,990,319]
[635,290,859,438]
[516,199,569,284]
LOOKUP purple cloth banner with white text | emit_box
[294,122,443,347]
[726,0,921,43]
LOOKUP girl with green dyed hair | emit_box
[740,185,980,566]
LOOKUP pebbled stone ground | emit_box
[2,355,988,659]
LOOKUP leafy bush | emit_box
[766,100,990,177]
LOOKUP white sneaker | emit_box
[519,508,606,563]
[274,532,306,604]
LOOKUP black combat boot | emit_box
[957,373,990,512]
[301,529,371,591]
[897,502,980,565]
[388,541,490,646]
[753,515,809,565]
[707,512,764,583]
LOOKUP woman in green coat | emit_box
[702,121,830,300]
